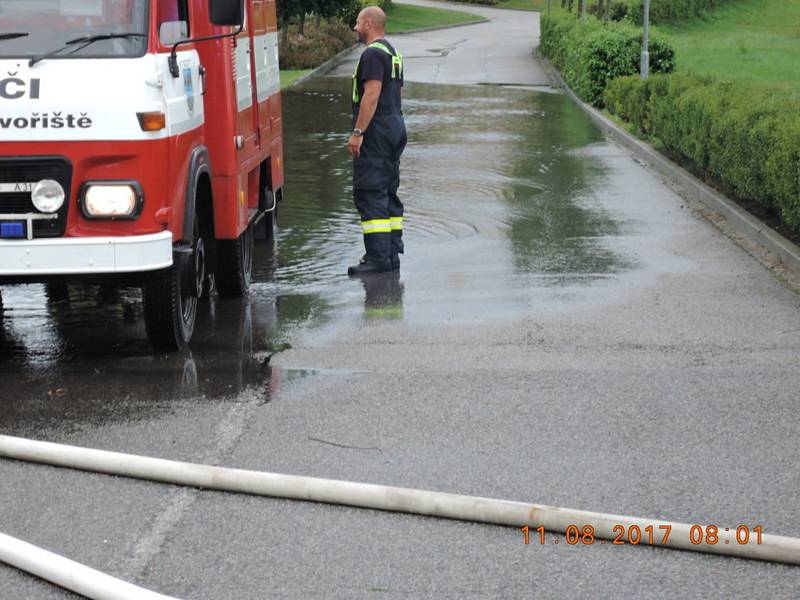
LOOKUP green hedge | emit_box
[539,12,674,107]
[605,74,800,232]
[279,18,356,69]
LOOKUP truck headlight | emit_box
[80,182,143,219]
[31,179,65,213]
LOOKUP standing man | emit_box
[347,6,407,276]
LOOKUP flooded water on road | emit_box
[267,77,635,326]
[0,77,634,416]
[273,77,630,290]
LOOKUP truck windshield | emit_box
[0,0,148,59]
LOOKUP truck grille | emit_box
[0,156,72,238]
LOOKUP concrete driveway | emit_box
[331,0,552,86]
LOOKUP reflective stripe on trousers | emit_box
[362,219,392,234]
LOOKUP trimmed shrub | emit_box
[604,75,800,233]
[280,18,356,69]
[540,12,674,107]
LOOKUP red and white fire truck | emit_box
[0,0,284,351]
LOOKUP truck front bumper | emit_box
[0,231,173,276]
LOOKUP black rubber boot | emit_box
[348,256,393,277]
[356,253,398,271]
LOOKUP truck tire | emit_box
[215,223,253,298]
[143,223,205,351]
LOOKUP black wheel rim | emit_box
[193,236,206,299]
[180,233,204,327]
[181,279,198,326]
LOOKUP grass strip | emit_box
[386,3,483,32]
[280,69,312,89]
[495,0,548,10]
[656,0,800,94]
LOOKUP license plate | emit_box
[0,183,33,194]
[0,222,25,238]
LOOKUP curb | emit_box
[288,43,361,88]
[539,56,800,275]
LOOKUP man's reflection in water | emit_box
[360,272,404,320]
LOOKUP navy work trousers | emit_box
[353,112,407,263]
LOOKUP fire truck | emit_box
[0,0,284,351]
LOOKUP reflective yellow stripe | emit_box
[362,219,392,233]
[368,42,403,80]
[353,64,359,103]
[391,54,403,79]
[366,305,403,319]
[390,217,403,231]
[369,42,392,56]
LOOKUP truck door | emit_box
[234,8,258,155]
[251,0,279,143]
[157,1,203,144]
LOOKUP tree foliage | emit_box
[279,0,359,34]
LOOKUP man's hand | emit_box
[348,134,364,158]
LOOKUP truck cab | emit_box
[0,0,284,351]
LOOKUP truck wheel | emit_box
[215,223,253,298]
[143,224,205,351]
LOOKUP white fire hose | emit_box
[0,531,178,600]
[0,434,798,599]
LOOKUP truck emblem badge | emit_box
[183,67,194,114]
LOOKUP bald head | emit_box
[358,5,387,33]
[360,6,387,30]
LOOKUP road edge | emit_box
[538,56,800,277]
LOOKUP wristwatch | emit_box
[352,128,364,137]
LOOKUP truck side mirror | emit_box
[209,0,244,27]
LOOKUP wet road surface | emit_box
[2,2,800,598]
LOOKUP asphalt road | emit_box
[1,2,800,598]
